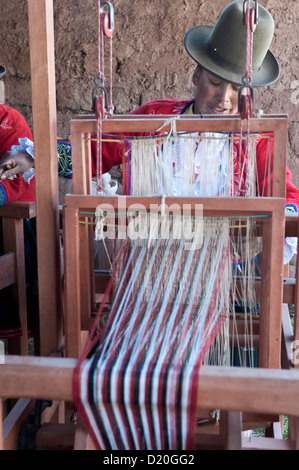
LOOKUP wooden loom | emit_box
[1,196,299,450]
[2,112,296,450]
[1,0,299,450]
[61,113,289,448]
[66,113,287,365]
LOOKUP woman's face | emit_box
[193,67,240,115]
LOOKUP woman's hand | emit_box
[0,151,34,180]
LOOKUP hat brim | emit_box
[0,65,6,78]
[184,25,280,87]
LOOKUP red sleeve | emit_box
[284,166,299,211]
[0,105,35,204]
[89,103,157,175]
[91,136,127,176]
[256,134,299,210]
[90,99,190,175]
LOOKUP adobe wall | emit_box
[0,0,298,184]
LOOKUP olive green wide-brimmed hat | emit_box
[184,0,279,86]
[0,65,6,78]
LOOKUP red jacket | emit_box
[90,98,299,209]
[0,104,35,205]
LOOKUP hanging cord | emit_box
[238,0,258,196]
[238,0,258,120]
[92,1,114,193]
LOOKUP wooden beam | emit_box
[294,216,299,353]
[0,201,36,219]
[3,218,28,355]
[1,356,299,420]
[0,253,15,289]
[27,0,62,355]
[70,115,288,136]
[64,194,284,214]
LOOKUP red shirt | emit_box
[0,104,35,204]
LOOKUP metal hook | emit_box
[100,1,114,37]
[92,78,109,117]
[238,76,254,114]
[243,0,258,29]
[238,85,255,119]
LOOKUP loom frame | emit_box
[63,194,285,370]
[68,114,287,365]
[63,113,288,446]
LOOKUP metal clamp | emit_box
[100,1,114,38]
[243,0,258,31]
[238,76,254,115]
[92,77,109,117]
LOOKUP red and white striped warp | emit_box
[73,217,231,450]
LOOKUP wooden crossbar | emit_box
[71,114,287,134]
[0,253,16,289]
[0,201,36,220]
[1,356,299,419]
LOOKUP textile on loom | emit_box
[73,129,265,449]
[73,212,232,450]
[127,131,260,198]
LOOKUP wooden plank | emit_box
[28,0,62,355]
[74,113,288,121]
[36,423,75,450]
[2,357,299,419]
[0,399,3,450]
[63,206,82,358]
[294,216,299,355]
[285,214,299,237]
[70,115,288,135]
[0,253,16,289]
[0,201,36,219]
[242,435,295,450]
[220,411,242,450]
[70,125,94,332]
[259,205,285,368]
[64,194,284,214]
[2,218,28,355]
[272,122,287,198]
[0,356,75,402]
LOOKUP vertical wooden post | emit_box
[3,218,28,355]
[259,202,285,369]
[0,398,3,450]
[27,0,62,355]
[70,123,94,329]
[293,216,299,365]
[63,205,82,358]
[272,122,287,198]
[220,411,242,450]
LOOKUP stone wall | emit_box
[0,0,298,184]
